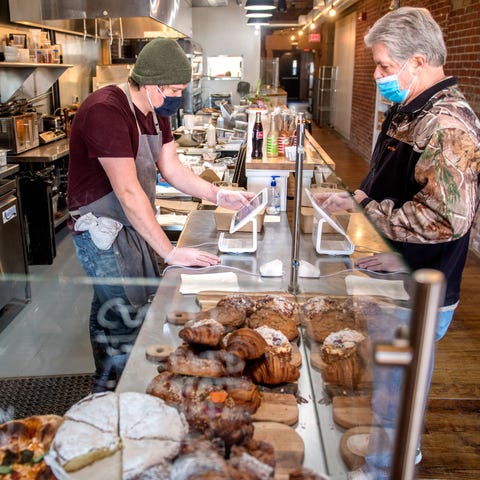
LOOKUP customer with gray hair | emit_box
[315,6,480,478]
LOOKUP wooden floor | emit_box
[309,125,480,479]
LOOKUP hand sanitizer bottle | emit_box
[267,176,280,215]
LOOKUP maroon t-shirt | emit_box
[67,85,173,217]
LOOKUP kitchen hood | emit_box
[8,0,192,39]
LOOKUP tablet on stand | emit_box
[305,188,355,256]
[218,188,268,253]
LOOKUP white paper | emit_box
[180,272,239,294]
[345,275,410,301]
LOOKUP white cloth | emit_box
[345,274,410,301]
[74,212,123,250]
[179,272,239,294]
[259,259,283,277]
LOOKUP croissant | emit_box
[147,371,262,414]
[249,354,300,385]
[179,318,225,347]
[226,328,268,360]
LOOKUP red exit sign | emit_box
[309,33,320,42]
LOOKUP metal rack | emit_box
[313,66,337,126]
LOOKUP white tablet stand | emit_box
[218,217,258,253]
[305,188,355,256]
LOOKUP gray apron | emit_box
[78,84,161,306]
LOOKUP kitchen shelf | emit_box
[0,62,73,103]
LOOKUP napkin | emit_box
[180,272,239,294]
[345,275,410,301]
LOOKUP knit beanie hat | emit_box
[131,38,191,86]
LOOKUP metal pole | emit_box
[288,112,305,294]
[391,268,445,479]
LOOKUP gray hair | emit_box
[364,7,447,66]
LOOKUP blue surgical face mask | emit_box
[376,60,412,104]
[155,87,183,117]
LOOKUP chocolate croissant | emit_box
[179,318,225,347]
[249,354,300,385]
[226,328,268,360]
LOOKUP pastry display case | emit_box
[0,130,442,479]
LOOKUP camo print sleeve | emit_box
[363,126,480,244]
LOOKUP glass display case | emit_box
[0,131,442,479]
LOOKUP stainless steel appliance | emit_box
[178,39,204,114]
[0,176,30,333]
[0,113,40,154]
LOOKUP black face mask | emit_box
[154,87,184,117]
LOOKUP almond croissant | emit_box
[179,318,225,347]
[226,328,268,360]
[249,354,300,385]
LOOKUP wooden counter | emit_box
[246,130,336,210]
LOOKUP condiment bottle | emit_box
[266,112,279,157]
[251,111,263,159]
[206,120,216,151]
[278,112,290,157]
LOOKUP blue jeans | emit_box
[73,231,149,391]
[363,307,455,478]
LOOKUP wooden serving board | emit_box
[332,395,377,429]
[340,426,390,471]
[253,421,304,480]
[253,392,299,426]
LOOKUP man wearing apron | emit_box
[67,38,253,392]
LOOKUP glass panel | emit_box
[207,55,243,79]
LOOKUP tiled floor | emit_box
[0,227,95,377]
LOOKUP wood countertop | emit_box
[246,131,336,171]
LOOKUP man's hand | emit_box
[355,252,408,273]
[313,191,355,213]
[167,247,220,267]
[216,189,255,210]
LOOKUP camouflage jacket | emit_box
[360,77,480,305]
[361,76,480,244]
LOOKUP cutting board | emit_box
[332,395,377,429]
[340,426,390,471]
[253,392,299,426]
[253,421,304,480]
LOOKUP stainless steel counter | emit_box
[116,208,412,478]
[7,138,69,164]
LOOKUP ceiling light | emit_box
[329,7,336,16]
[244,0,275,11]
[247,17,270,26]
[245,9,273,18]
[310,22,316,30]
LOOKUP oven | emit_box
[0,113,40,154]
[0,177,30,332]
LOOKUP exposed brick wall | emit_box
[349,0,480,162]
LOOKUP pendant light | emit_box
[244,0,275,11]
[246,9,273,18]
